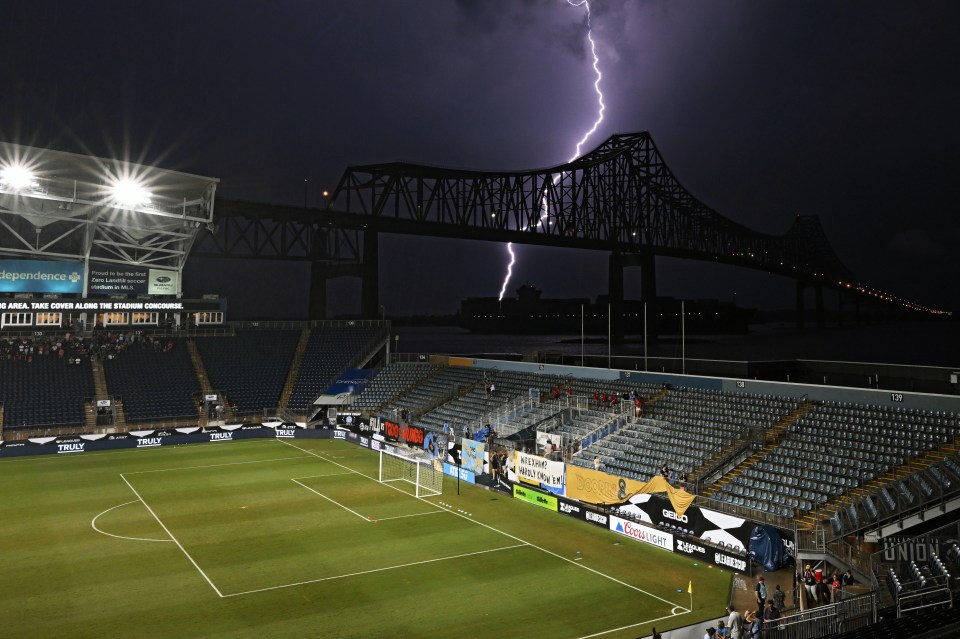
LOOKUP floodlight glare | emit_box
[0,165,36,191]
[111,179,152,208]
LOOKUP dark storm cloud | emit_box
[1,0,957,317]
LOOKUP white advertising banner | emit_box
[148,269,179,295]
[514,451,565,490]
[608,514,674,552]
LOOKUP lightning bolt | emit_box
[498,0,605,301]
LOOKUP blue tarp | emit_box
[749,524,791,572]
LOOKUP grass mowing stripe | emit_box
[279,439,690,614]
[119,473,224,597]
[123,454,311,475]
[222,542,528,598]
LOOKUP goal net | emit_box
[378,447,443,497]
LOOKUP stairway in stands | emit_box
[796,431,960,530]
[87,358,111,431]
[279,330,311,415]
[185,339,235,422]
[702,401,816,498]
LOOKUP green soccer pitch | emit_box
[0,438,733,638]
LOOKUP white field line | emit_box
[120,473,223,598]
[292,472,446,521]
[290,479,371,522]
[375,509,445,522]
[223,543,526,598]
[91,500,173,543]
[575,610,687,639]
[290,471,358,480]
[279,439,688,612]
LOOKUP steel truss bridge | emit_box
[197,132,900,333]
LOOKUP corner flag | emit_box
[688,580,693,594]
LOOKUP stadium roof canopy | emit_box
[0,141,219,272]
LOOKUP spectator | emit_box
[726,605,745,639]
[763,600,779,623]
[754,575,767,616]
[801,564,818,604]
[773,584,786,613]
[745,612,761,639]
[830,574,842,603]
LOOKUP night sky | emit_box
[2,1,958,319]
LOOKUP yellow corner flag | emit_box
[687,580,693,594]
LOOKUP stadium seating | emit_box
[101,339,199,422]
[287,326,382,414]
[195,330,299,415]
[0,346,93,429]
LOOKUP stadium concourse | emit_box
[2,323,960,637]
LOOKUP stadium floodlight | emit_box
[0,165,37,191]
[110,178,152,209]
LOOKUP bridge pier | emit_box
[796,281,806,329]
[639,252,657,340]
[608,251,625,345]
[361,229,379,320]
[308,261,328,320]
[815,284,825,329]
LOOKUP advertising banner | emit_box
[314,368,377,406]
[383,420,425,445]
[554,496,610,528]
[564,465,696,517]
[88,264,148,295]
[461,439,485,475]
[672,537,751,574]
[608,514,674,552]
[0,259,83,294]
[514,451,565,494]
[443,462,475,484]
[513,484,558,511]
[148,269,179,295]
[616,492,769,553]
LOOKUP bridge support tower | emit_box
[361,229,380,320]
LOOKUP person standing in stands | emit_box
[763,600,780,624]
[754,575,767,616]
[745,611,761,639]
[726,605,744,639]
[801,564,818,604]
[773,584,786,613]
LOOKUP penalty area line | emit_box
[291,478,371,522]
[277,440,687,611]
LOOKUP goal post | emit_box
[378,446,443,497]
